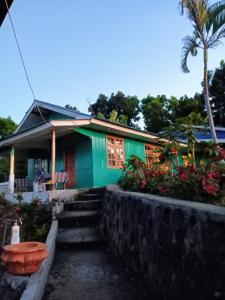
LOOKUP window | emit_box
[145,144,159,168]
[107,135,125,168]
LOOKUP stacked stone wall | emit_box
[102,187,225,300]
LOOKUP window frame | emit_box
[106,135,125,169]
[144,144,159,167]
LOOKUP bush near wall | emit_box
[119,145,225,204]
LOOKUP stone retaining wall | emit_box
[102,186,225,300]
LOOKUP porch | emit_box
[1,126,81,196]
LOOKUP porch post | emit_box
[8,146,15,194]
[51,129,56,188]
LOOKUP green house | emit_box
[0,100,163,193]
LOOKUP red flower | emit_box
[204,183,219,196]
[179,173,188,180]
[15,207,21,214]
[158,186,169,194]
[171,147,178,155]
[140,179,147,189]
[144,170,151,176]
[152,171,159,177]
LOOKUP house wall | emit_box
[75,128,146,188]
[75,136,93,189]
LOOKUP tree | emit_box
[176,112,207,162]
[0,116,17,139]
[88,91,141,128]
[167,93,205,123]
[141,94,205,133]
[141,95,170,133]
[65,104,78,111]
[209,60,225,126]
[97,109,128,126]
[180,0,225,143]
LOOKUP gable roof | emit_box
[15,99,91,133]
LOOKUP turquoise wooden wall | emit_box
[75,128,145,188]
[75,136,93,188]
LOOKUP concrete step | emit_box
[64,199,102,211]
[56,227,104,249]
[77,193,103,201]
[57,210,101,228]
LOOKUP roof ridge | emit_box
[35,99,91,117]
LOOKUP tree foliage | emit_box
[65,104,78,111]
[179,0,225,143]
[88,91,141,128]
[0,116,17,139]
[141,94,205,133]
[209,60,225,126]
[141,95,170,133]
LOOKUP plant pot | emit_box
[1,242,48,275]
[46,184,53,191]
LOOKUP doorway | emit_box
[65,148,76,188]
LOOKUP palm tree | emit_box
[180,0,225,143]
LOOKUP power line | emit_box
[4,0,48,124]
[4,0,36,99]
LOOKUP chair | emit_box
[54,172,68,190]
[15,178,29,192]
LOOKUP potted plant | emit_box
[1,241,48,275]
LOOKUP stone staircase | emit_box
[56,188,105,249]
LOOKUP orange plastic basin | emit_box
[1,242,48,275]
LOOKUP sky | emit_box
[0,0,224,124]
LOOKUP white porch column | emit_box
[8,146,15,194]
[51,129,56,188]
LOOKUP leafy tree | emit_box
[209,60,225,126]
[0,116,17,139]
[176,112,207,163]
[141,95,170,133]
[0,116,17,182]
[0,154,9,182]
[97,109,128,126]
[89,91,141,128]
[65,104,78,111]
[167,93,205,123]
[180,0,225,143]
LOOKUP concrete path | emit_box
[44,249,150,300]
[44,189,151,300]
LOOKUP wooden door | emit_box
[65,148,76,188]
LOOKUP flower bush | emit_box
[119,150,225,204]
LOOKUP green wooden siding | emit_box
[75,135,93,188]
[75,128,146,188]
[27,158,34,180]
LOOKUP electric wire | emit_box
[4,0,47,124]
[4,0,36,99]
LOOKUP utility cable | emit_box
[4,0,36,99]
[4,0,48,124]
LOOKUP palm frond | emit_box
[208,25,225,48]
[180,0,209,38]
[207,1,225,34]
[181,34,200,73]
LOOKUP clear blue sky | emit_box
[0,0,224,124]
